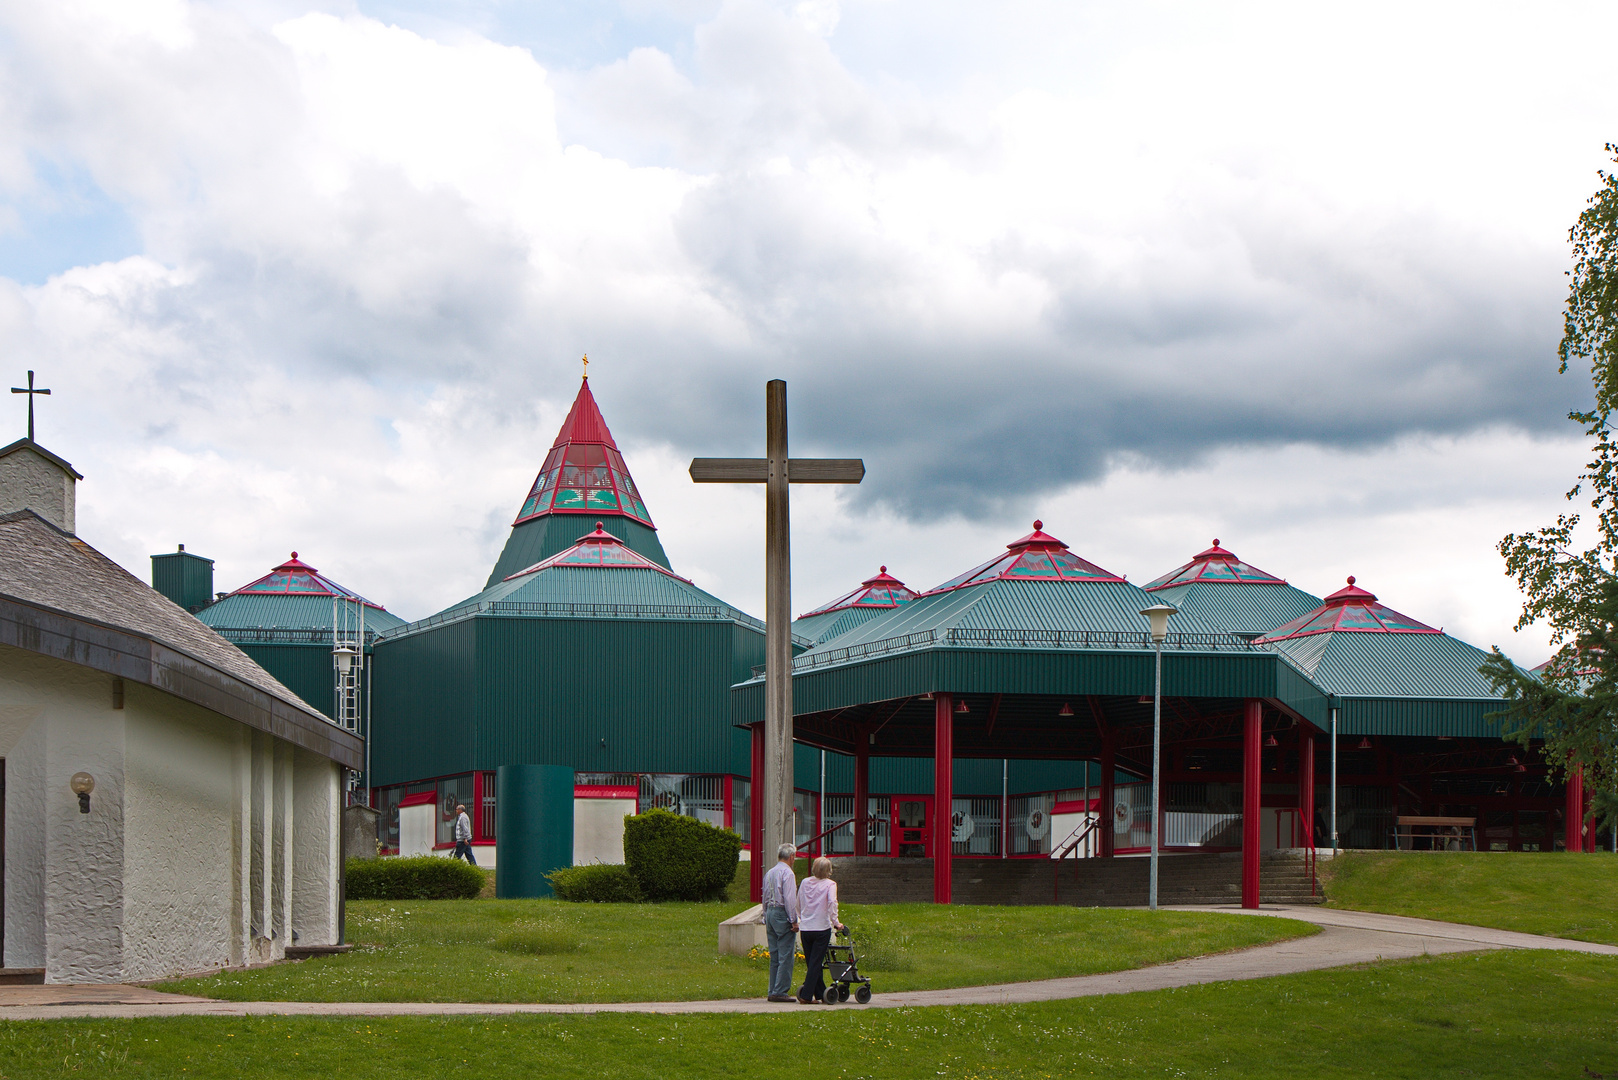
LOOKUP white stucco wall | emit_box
[0,446,75,533]
[573,797,635,865]
[0,643,346,982]
[122,689,239,981]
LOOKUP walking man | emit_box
[452,803,477,865]
[762,843,799,1003]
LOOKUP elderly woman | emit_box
[795,857,846,1004]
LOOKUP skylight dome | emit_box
[1255,577,1439,642]
[231,552,387,610]
[798,567,918,618]
[1144,539,1287,590]
[925,521,1124,594]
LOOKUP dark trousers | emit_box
[453,840,477,865]
[798,929,832,1002]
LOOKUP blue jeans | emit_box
[453,840,477,865]
[764,906,796,997]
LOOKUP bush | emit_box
[546,863,644,903]
[345,855,486,900]
[623,809,742,901]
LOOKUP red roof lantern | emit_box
[1144,539,1287,590]
[925,520,1125,594]
[505,522,690,582]
[1255,576,1439,642]
[229,552,387,610]
[511,376,654,528]
[798,566,919,619]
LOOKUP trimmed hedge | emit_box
[345,856,486,900]
[623,809,742,901]
[547,863,644,903]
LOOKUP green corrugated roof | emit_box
[198,593,408,634]
[793,605,892,646]
[1263,629,1499,700]
[1149,580,1323,637]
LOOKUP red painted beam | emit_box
[934,693,954,904]
[1299,729,1315,851]
[1566,765,1585,853]
[853,736,870,858]
[750,722,765,903]
[1242,700,1261,908]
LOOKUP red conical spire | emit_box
[511,375,654,528]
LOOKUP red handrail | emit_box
[796,815,865,856]
[1053,816,1104,902]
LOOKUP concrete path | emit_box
[1,907,1612,1021]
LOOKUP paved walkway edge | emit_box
[1,907,1611,1020]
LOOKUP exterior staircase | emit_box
[830,850,1323,907]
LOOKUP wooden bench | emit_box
[1392,815,1477,851]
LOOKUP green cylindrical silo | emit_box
[495,764,575,898]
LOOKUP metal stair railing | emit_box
[1052,816,1105,902]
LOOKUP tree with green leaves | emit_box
[1481,144,1618,839]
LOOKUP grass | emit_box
[16,950,1618,1078]
[155,900,1315,1004]
[1321,850,1618,944]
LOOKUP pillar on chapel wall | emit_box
[749,723,765,903]
[933,694,953,905]
[1241,700,1262,909]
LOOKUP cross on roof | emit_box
[689,379,863,892]
[10,370,50,442]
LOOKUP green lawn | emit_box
[156,900,1315,1004]
[1322,851,1618,944]
[20,950,1618,1078]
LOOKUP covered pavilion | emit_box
[732,525,1565,907]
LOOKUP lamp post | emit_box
[1140,603,1177,911]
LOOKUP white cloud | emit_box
[0,0,1610,666]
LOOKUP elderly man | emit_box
[761,843,800,1003]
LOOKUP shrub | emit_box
[622,809,742,901]
[546,863,644,903]
[345,855,486,900]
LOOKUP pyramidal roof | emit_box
[505,522,687,582]
[924,521,1124,594]
[1145,540,1287,589]
[1256,577,1438,642]
[512,376,654,528]
[229,552,387,609]
[799,566,919,618]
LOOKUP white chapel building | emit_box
[0,436,359,983]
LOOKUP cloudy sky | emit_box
[1,0,1612,663]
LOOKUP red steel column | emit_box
[1100,729,1116,858]
[1566,765,1585,853]
[1242,699,1262,908]
[934,693,954,904]
[750,722,766,902]
[853,739,871,858]
[1299,729,1315,850]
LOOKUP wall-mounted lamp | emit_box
[332,645,359,674]
[70,772,95,814]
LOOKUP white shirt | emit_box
[454,811,472,842]
[796,876,840,932]
[761,861,799,922]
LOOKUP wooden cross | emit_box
[690,380,863,872]
[10,370,50,443]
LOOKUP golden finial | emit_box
[582,354,589,380]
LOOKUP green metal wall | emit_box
[370,618,479,783]
[234,642,335,721]
[151,550,215,612]
[485,514,670,587]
